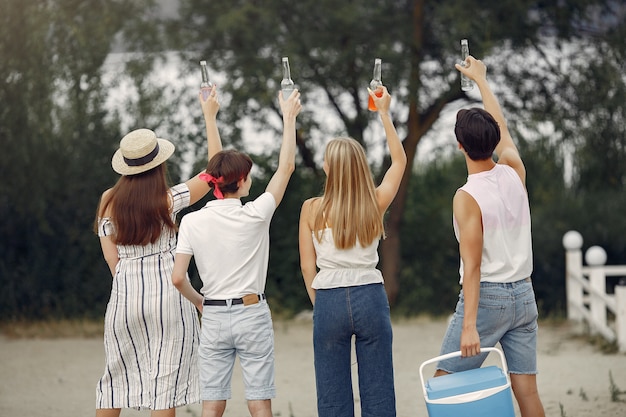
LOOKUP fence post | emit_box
[563,231,583,323]
[585,246,607,336]
[616,281,626,353]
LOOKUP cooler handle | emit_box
[418,347,509,397]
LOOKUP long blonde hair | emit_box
[313,137,384,249]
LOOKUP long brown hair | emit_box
[96,164,176,245]
[313,137,384,249]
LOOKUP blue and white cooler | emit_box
[419,347,515,417]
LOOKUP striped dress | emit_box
[96,183,200,410]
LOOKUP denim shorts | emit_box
[198,300,275,401]
[437,278,539,375]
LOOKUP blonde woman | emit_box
[299,86,406,417]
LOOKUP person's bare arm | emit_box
[99,236,118,277]
[299,199,318,305]
[369,86,407,212]
[172,253,204,313]
[456,57,526,186]
[453,190,483,357]
[265,89,302,206]
[186,86,222,204]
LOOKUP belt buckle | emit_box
[242,294,259,306]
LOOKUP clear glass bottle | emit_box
[281,57,295,99]
[460,40,474,91]
[368,58,383,111]
[200,60,213,100]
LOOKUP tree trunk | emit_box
[381,103,421,304]
[379,0,468,304]
[380,0,424,305]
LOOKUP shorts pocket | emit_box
[200,317,221,348]
[522,298,539,331]
[475,294,507,331]
[240,310,273,357]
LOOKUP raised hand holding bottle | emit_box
[281,57,295,99]
[460,40,474,91]
[200,60,214,100]
[368,58,383,111]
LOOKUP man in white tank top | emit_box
[433,56,545,417]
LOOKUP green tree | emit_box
[171,0,622,304]
[497,10,626,308]
[2,0,624,320]
[0,0,165,318]
[394,156,466,315]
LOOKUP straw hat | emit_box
[111,128,175,175]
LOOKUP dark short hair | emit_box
[205,150,253,195]
[454,108,501,161]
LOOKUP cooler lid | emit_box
[425,366,508,400]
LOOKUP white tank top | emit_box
[311,228,383,289]
[453,164,533,284]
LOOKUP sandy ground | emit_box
[0,317,624,417]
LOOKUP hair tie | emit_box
[199,172,224,199]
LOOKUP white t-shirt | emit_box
[453,164,533,284]
[176,192,276,298]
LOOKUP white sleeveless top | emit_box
[453,164,533,284]
[311,228,384,289]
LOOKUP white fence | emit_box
[563,230,626,352]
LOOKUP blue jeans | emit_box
[313,283,396,417]
[438,278,539,374]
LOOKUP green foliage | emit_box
[394,156,467,315]
[265,169,323,315]
[568,54,626,191]
[0,0,146,319]
[1,0,625,320]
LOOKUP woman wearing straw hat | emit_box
[94,87,222,417]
